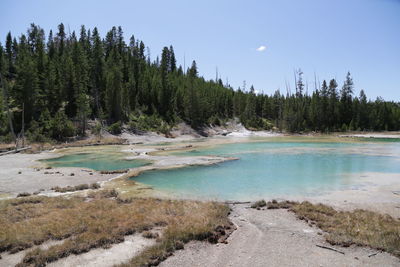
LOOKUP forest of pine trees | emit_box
[1,23,400,141]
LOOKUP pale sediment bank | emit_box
[47,234,156,267]
[0,151,115,197]
[0,233,156,267]
[0,135,240,198]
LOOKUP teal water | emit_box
[132,140,400,200]
[44,152,149,171]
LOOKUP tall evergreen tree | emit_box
[340,72,354,127]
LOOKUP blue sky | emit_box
[1,0,399,101]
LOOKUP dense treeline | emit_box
[0,23,399,141]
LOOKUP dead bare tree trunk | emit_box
[21,102,25,148]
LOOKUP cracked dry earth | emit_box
[160,204,400,267]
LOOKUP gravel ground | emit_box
[160,204,400,267]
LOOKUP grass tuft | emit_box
[250,200,266,209]
[16,192,32,198]
[51,183,101,193]
[142,231,159,239]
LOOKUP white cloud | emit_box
[256,45,267,52]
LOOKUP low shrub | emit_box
[208,115,221,126]
[250,200,266,209]
[50,110,76,140]
[142,231,159,239]
[90,183,100,189]
[17,192,31,198]
[108,121,122,135]
[91,122,102,136]
[128,114,171,135]
[51,184,93,193]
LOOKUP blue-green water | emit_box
[44,152,149,171]
[132,140,400,200]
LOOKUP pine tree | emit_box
[5,32,16,79]
[14,34,39,124]
[169,46,176,72]
[186,60,201,127]
[340,72,354,126]
[105,48,123,122]
[159,47,172,120]
[242,85,258,128]
[72,39,90,135]
[90,27,105,117]
[358,89,368,130]
[56,23,66,57]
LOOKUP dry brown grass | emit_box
[16,192,32,198]
[253,200,400,258]
[0,143,15,150]
[119,203,232,267]
[51,183,100,193]
[1,136,127,154]
[0,193,230,266]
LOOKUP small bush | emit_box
[341,123,348,132]
[0,133,14,143]
[100,169,128,174]
[266,200,296,209]
[128,114,171,135]
[51,184,91,193]
[251,200,267,209]
[74,184,89,190]
[91,122,102,136]
[17,192,31,198]
[142,231,159,239]
[90,183,100,189]
[208,115,221,126]
[50,110,76,140]
[89,189,119,199]
[27,121,49,143]
[108,121,122,135]
[102,189,119,198]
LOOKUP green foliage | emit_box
[128,114,171,134]
[0,99,7,136]
[26,120,49,143]
[91,121,102,136]
[0,133,14,143]
[0,23,399,143]
[26,109,75,142]
[208,115,221,126]
[108,121,122,135]
[50,110,76,140]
